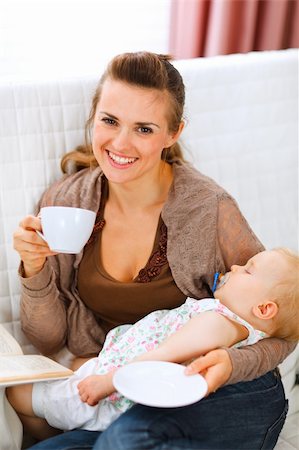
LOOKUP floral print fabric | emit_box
[95,297,266,411]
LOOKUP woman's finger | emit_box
[19,215,42,231]
[185,349,232,394]
[13,227,57,258]
[14,227,47,247]
[185,355,207,375]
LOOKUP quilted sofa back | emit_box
[0,49,298,353]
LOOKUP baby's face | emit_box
[215,250,288,312]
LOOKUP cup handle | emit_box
[36,230,47,243]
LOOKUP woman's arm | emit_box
[18,169,103,357]
[184,339,296,393]
[226,338,297,384]
[20,259,68,355]
[216,194,265,268]
[17,174,85,356]
[215,194,296,384]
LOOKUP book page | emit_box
[0,355,73,386]
[0,325,23,355]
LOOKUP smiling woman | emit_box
[71,52,185,284]
[61,52,185,178]
[0,0,171,80]
[10,51,294,450]
[92,80,182,185]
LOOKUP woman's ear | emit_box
[253,302,278,320]
[166,121,185,147]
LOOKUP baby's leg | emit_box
[70,355,95,371]
[6,384,61,440]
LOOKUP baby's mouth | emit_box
[216,272,230,290]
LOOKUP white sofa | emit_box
[0,49,298,449]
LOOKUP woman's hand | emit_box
[13,215,57,278]
[77,372,116,406]
[184,348,232,395]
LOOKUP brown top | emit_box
[78,214,186,334]
[19,162,296,384]
[78,178,186,333]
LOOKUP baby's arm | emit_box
[135,311,248,364]
[78,311,248,405]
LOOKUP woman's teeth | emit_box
[108,151,137,165]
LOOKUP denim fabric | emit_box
[27,430,100,450]
[28,370,288,450]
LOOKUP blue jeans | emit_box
[28,370,288,450]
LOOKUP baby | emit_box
[7,248,299,440]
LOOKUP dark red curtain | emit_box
[169,0,299,58]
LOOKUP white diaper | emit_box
[32,358,122,431]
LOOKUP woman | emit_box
[14,52,294,449]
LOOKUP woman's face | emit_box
[92,79,180,185]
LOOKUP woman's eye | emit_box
[102,118,117,126]
[138,126,153,134]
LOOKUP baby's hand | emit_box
[77,373,115,406]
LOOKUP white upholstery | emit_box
[0,49,298,449]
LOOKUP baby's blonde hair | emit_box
[270,248,299,341]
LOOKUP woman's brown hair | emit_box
[61,51,185,173]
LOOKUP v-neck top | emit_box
[77,179,187,335]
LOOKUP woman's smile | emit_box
[92,79,177,185]
[106,150,138,169]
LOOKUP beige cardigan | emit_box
[20,162,295,384]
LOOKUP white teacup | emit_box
[37,206,96,254]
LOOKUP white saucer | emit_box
[113,361,208,408]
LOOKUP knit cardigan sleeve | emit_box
[216,194,296,384]
[19,168,107,357]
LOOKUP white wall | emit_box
[0,0,171,81]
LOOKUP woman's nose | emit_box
[112,128,131,151]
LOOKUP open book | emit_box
[0,324,73,386]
